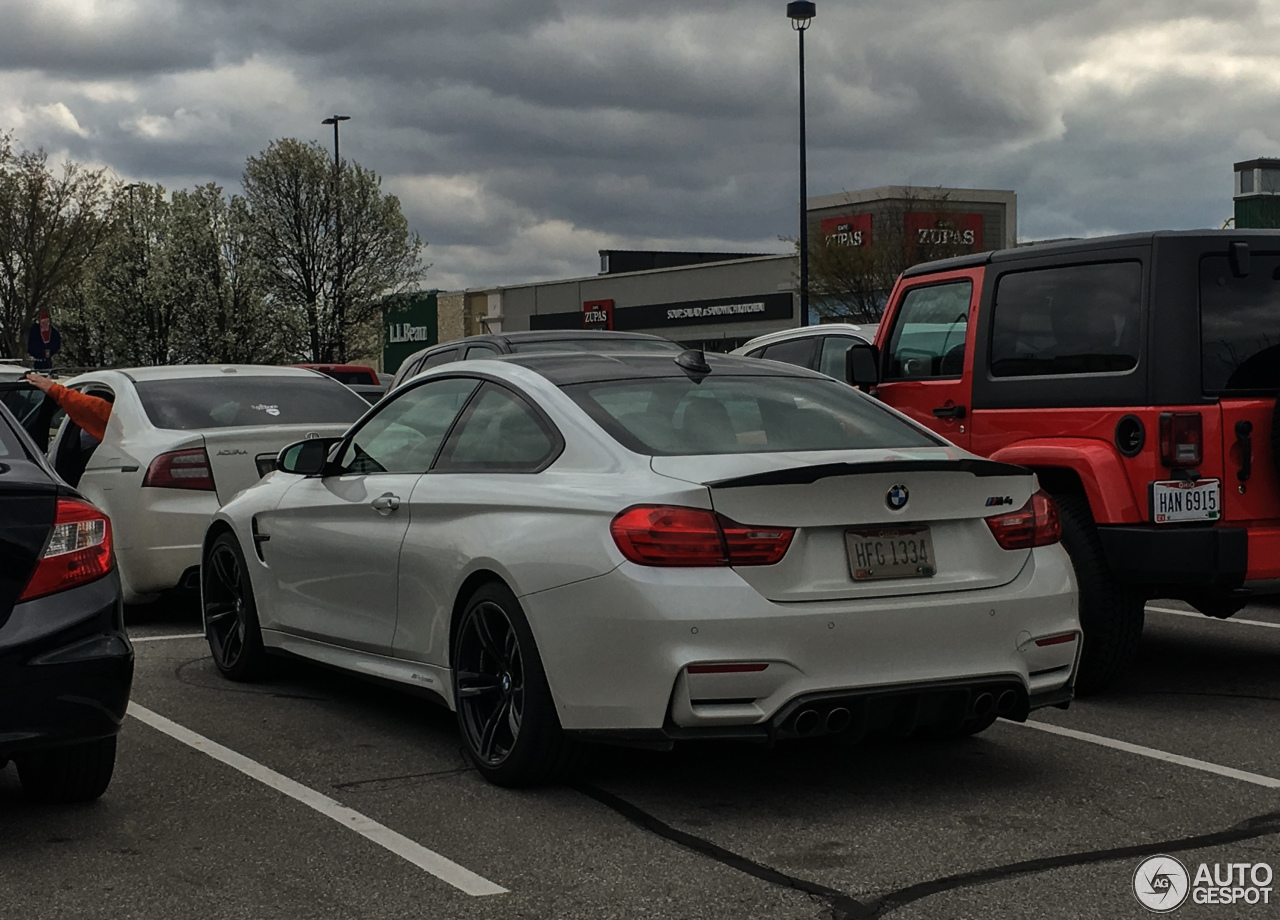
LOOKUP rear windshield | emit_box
[1201,254,1280,392]
[135,377,368,430]
[511,338,682,356]
[564,375,940,456]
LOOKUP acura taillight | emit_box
[985,490,1062,550]
[610,505,794,567]
[1159,412,1202,468]
[143,448,216,491]
[19,499,114,601]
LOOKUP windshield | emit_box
[511,338,682,355]
[564,375,941,456]
[1201,253,1280,392]
[135,377,368,430]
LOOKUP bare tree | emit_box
[243,139,423,362]
[803,187,971,322]
[0,145,111,359]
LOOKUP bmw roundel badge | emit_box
[886,484,909,510]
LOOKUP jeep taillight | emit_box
[1159,412,1202,469]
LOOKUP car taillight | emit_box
[143,448,216,491]
[610,505,794,567]
[985,490,1061,550]
[19,499,114,601]
[1159,412,1202,468]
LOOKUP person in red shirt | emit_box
[25,373,112,442]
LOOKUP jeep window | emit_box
[1201,253,1280,392]
[990,262,1142,377]
[884,281,971,380]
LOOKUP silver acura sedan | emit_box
[202,351,1079,786]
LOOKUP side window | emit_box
[885,282,972,380]
[341,377,478,474]
[463,344,500,359]
[990,262,1142,377]
[420,348,458,369]
[433,383,559,473]
[759,337,817,369]
[818,336,860,379]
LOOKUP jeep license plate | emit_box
[846,527,936,580]
[1151,479,1220,523]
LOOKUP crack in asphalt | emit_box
[1114,690,1280,703]
[333,765,472,790]
[576,782,1280,919]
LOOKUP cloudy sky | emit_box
[2,0,1277,290]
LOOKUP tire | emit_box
[1053,491,1144,694]
[452,582,578,787]
[202,532,268,682]
[17,736,117,803]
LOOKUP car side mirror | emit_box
[277,437,342,476]
[845,342,880,388]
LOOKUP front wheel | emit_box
[1054,492,1144,694]
[17,736,117,803]
[202,532,268,682]
[452,582,577,787]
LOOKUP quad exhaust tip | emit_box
[793,709,821,735]
[825,707,852,733]
[996,689,1018,716]
[972,692,995,718]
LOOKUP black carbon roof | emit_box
[500,350,830,386]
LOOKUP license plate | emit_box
[846,527,936,580]
[1150,479,1220,523]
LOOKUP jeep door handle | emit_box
[371,493,401,514]
[932,404,966,419]
[1235,420,1253,482]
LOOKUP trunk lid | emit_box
[201,423,352,505]
[651,448,1038,601]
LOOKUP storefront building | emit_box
[430,185,1017,351]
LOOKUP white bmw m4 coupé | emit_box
[202,350,1079,786]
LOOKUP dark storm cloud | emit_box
[3,0,1278,288]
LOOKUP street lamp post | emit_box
[322,115,350,361]
[787,1,815,328]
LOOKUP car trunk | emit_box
[200,424,351,505]
[651,449,1037,602]
[0,466,58,622]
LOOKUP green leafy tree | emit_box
[166,184,301,364]
[0,143,112,360]
[243,138,423,362]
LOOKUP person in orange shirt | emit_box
[25,372,112,442]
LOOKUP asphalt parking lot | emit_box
[4,598,1279,920]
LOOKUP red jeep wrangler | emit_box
[847,231,1280,691]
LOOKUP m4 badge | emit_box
[985,496,1014,507]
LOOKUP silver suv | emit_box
[731,323,878,379]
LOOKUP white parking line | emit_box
[130,633,206,642]
[127,703,507,896]
[1011,720,1280,789]
[1147,605,1280,630]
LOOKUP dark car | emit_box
[0,397,132,802]
[389,331,683,391]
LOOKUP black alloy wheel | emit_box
[452,582,577,786]
[203,532,267,681]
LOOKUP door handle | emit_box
[371,493,401,514]
[932,404,966,419]
[1235,420,1253,482]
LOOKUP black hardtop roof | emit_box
[440,330,676,349]
[500,350,831,387]
[901,229,1280,278]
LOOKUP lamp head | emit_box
[787,1,815,30]
[322,115,351,125]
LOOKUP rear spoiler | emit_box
[708,458,1030,489]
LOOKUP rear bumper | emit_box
[522,544,1079,733]
[0,574,134,760]
[1097,525,1248,587]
